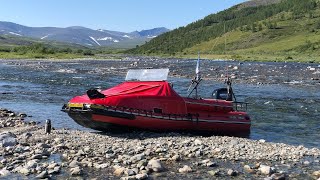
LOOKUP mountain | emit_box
[0,21,170,48]
[128,0,320,62]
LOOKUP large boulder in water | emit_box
[0,131,17,147]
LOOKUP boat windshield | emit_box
[125,69,169,81]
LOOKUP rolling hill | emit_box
[0,21,169,48]
[128,0,320,62]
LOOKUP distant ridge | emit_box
[0,21,170,48]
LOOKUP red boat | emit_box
[62,66,250,136]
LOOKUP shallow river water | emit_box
[0,58,319,148]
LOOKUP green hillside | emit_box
[127,0,320,62]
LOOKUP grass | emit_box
[175,10,320,63]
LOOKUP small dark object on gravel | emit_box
[45,119,51,134]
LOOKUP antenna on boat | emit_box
[187,52,202,99]
[224,66,237,102]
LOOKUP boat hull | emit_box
[65,107,250,137]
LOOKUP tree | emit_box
[258,23,263,31]
[252,23,257,32]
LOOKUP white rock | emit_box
[0,168,11,176]
[48,166,61,174]
[171,154,181,161]
[96,163,109,169]
[194,139,202,145]
[26,159,38,168]
[259,165,272,175]
[313,170,320,178]
[259,139,266,143]
[19,167,30,175]
[36,170,48,178]
[147,159,163,172]
[178,165,192,173]
[70,166,82,176]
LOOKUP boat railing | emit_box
[233,101,249,112]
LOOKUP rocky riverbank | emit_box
[0,109,320,179]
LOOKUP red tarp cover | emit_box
[69,81,187,114]
[101,81,181,97]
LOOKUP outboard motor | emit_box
[212,77,235,101]
[212,88,233,101]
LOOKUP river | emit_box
[0,58,319,148]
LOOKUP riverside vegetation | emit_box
[1,108,320,179]
[0,36,123,59]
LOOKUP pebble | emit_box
[208,169,220,176]
[0,168,11,176]
[227,169,238,176]
[69,160,80,168]
[0,132,17,147]
[114,166,126,176]
[1,108,320,179]
[19,167,30,175]
[135,173,148,180]
[171,154,181,161]
[270,173,287,180]
[36,170,48,179]
[70,166,83,176]
[259,165,274,175]
[48,166,61,174]
[147,159,163,172]
[313,170,320,178]
[178,165,192,173]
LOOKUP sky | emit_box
[0,0,247,32]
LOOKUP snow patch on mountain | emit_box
[97,37,113,41]
[41,34,50,39]
[96,36,120,43]
[147,35,157,39]
[9,32,22,36]
[123,35,133,39]
[89,36,101,46]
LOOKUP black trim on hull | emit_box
[94,109,136,120]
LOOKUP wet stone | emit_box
[36,170,49,179]
[227,169,238,176]
[135,173,148,180]
[208,169,220,176]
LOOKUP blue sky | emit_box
[0,0,247,32]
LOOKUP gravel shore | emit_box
[1,108,320,179]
